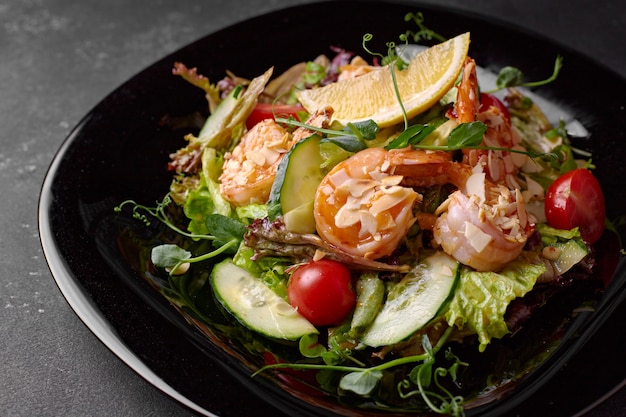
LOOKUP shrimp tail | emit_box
[454,57,479,123]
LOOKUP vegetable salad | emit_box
[116,15,607,416]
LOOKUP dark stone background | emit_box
[2,0,624,415]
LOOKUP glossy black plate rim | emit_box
[38,1,626,416]
[37,130,217,417]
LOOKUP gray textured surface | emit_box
[1,0,624,416]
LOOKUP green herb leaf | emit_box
[446,121,487,149]
[444,348,468,381]
[339,370,383,395]
[205,214,246,250]
[410,362,433,388]
[151,244,192,269]
[495,66,525,90]
[321,136,367,153]
[491,55,563,92]
[344,119,380,140]
[551,144,577,174]
[385,124,435,149]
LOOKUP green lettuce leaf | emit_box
[536,223,582,245]
[445,257,546,352]
[233,245,289,299]
[183,177,231,236]
[182,146,232,236]
[236,203,268,223]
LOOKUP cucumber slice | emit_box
[283,200,316,234]
[198,85,242,139]
[551,239,589,275]
[211,259,318,340]
[268,134,324,232]
[360,252,459,347]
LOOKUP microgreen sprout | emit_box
[394,121,557,160]
[397,336,466,416]
[276,116,556,162]
[274,116,379,152]
[114,195,209,240]
[151,238,238,277]
[254,327,467,417]
[487,55,564,93]
[362,32,412,129]
[115,197,245,276]
[403,12,447,44]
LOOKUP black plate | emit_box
[39,1,626,416]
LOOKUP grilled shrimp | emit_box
[314,147,466,260]
[313,147,420,260]
[434,185,532,272]
[397,150,535,271]
[219,119,292,206]
[315,145,534,270]
[454,57,528,189]
[219,107,332,206]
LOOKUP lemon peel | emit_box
[296,32,470,128]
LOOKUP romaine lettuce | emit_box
[445,257,545,351]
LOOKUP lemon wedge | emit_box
[296,32,470,128]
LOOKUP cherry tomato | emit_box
[287,259,356,326]
[545,168,606,244]
[479,93,510,123]
[246,103,303,130]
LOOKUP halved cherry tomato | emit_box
[287,259,355,326]
[479,92,510,123]
[246,103,303,130]
[545,168,606,244]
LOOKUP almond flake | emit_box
[542,246,562,261]
[346,178,378,198]
[328,168,350,188]
[511,144,528,167]
[380,174,403,186]
[335,205,361,228]
[465,172,486,203]
[358,211,378,238]
[516,188,528,229]
[313,249,328,261]
[487,151,501,182]
[380,185,405,195]
[259,146,281,165]
[368,169,388,181]
[463,221,493,253]
[370,193,404,215]
[246,151,265,166]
